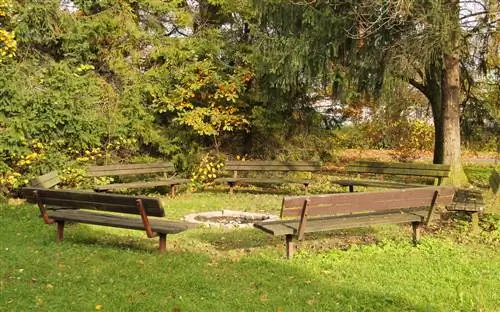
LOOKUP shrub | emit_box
[189,153,226,191]
[387,120,434,162]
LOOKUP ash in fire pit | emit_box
[184,210,278,228]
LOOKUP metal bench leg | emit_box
[285,234,294,259]
[56,221,65,243]
[304,183,309,195]
[411,222,421,245]
[349,185,354,192]
[159,234,167,253]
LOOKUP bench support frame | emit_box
[56,221,65,243]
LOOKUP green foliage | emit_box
[461,76,499,151]
[330,119,434,161]
[463,166,497,188]
[0,0,16,62]
[388,120,434,162]
[143,32,253,149]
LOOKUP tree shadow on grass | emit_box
[188,226,382,252]
[50,223,181,254]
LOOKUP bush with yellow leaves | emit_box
[388,119,434,162]
[189,153,225,190]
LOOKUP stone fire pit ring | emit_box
[183,210,279,228]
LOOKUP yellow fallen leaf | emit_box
[95,304,103,310]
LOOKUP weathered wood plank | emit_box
[348,166,450,177]
[253,222,296,236]
[332,179,428,189]
[22,188,165,217]
[47,209,191,234]
[87,162,175,177]
[332,161,451,191]
[255,210,423,236]
[346,161,450,178]
[281,187,455,217]
[94,178,190,191]
[224,160,321,172]
[230,178,312,184]
[30,171,61,189]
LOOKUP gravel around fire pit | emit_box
[183,210,279,228]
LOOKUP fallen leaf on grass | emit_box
[260,294,269,302]
[95,304,103,310]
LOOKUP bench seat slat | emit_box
[47,209,190,234]
[446,189,485,212]
[214,178,312,184]
[225,160,321,172]
[88,168,174,177]
[94,179,190,191]
[255,210,424,236]
[30,171,61,189]
[348,167,450,177]
[349,161,450,170]
[225,165,321,171]
[88,162,174,171]
[332,179,429,189]
[348,161,450,171]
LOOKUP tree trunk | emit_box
[425,60,444,164]
[441,53,469,186]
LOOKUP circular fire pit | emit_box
[183,210,279,228]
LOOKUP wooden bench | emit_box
[29,170,61,188]
[446,169,499,230]
[332,161,451,192]
[214,160,322,193]
[88,162,190,196]
[22,187,193,252]
[254,186,455,259]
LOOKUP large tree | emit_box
[252,0,498,186]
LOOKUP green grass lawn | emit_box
[1,188,499,311]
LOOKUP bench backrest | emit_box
[22,187,165,217]
[225,161,322,172]
[87,162,175,177]
[347,161,450,183]
[30,171,61,188]
[490,170,499,195]
[280,186,456,218]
